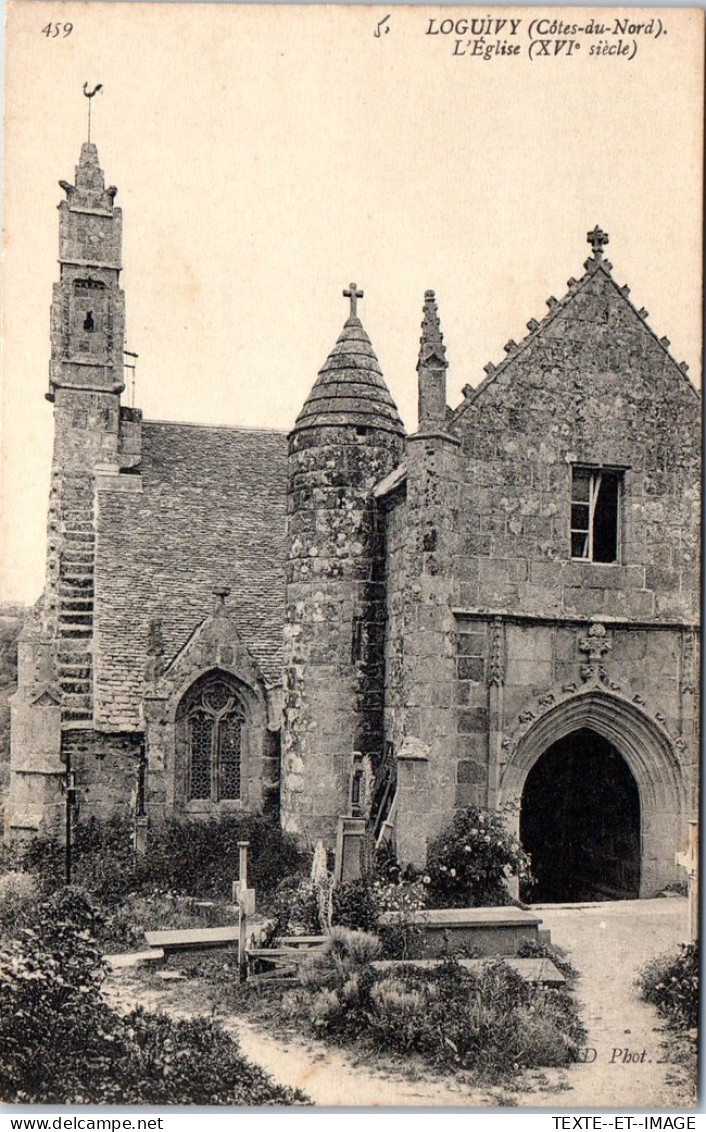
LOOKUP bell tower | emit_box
[48,139,125,468]
[7,124,131,839]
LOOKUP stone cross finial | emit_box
[343,283,364,318]
[587,226,610,259]
[579,621,611,681]
[213,585,231,611]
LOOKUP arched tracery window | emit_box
[184,675,244,802]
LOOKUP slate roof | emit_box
[294,315,405,435]
[93,422,288,731]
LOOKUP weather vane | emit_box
[83,82,103,143]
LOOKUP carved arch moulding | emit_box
[497,685,689,897]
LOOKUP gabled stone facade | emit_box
[379,232,700,897]
[7,144,700,903]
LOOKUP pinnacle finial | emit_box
[417,289,448,371]
[212,585,231,612]
[343,283,364,318]
[587,226,609,259]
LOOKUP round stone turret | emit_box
[282,288,405,844]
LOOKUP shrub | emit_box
[0,870,40,935]
[142,814,305,902]
[14,815,142,902]
[118,1008,308,1105]
[637,943,698,1030]
[12,812,305,907]
[367,957,584,1075]
[426,805,533,908]
[331,878,380,932]
[263,874,322,943]
[0,885,307,1105]
[268,944,585,1080]
[297,927,380,1035]
[370,877,428,960]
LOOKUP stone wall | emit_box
[381,487,407,753]
[61,729,143,824]
[381,432,466,863]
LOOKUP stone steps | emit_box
[56,476,96,725]
[57,663,92,678]
[60,573,94,587]
[60,598,93,612]
[62,692,92,713]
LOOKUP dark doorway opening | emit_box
[520,728,640,903]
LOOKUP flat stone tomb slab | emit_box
[144,926,238,951]
[104,948,165,968]
[372,957,565,986]
[378,905,543,957]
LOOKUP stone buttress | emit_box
[379,291,464,864]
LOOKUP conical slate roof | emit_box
[293,315,405,435]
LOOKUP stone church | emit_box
[7,139,700,901]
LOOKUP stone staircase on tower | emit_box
[57,473,95,724]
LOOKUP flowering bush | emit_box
[372,877,428,915]
[426,805,533,907]
[637,943,698,1030]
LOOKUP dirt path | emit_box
[104,966,506,1106]
[105,897,693,1108]
[521,897,693,1107]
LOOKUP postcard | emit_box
[0,3,701,1112]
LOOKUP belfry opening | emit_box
[520,728,641,903]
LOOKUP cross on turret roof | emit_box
[587,226,610,259]
[343,283,364,318]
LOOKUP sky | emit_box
[1,3,702,604]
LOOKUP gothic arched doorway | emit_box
[520,728,641,903]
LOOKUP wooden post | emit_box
[237,840,250,983]
[675,821,698,942]
[64,766,77,885]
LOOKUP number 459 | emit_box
[42,22,74,37]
